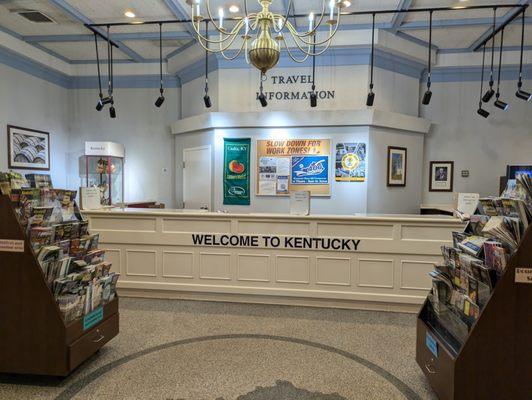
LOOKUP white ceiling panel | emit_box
[0,0,88,36]
[405,0,522,22]
[41,41,132,61]
[122,39,191,59]
[406,25,489,48]
[67,0,175,24]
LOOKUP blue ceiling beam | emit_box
[398,16,532,30]
[166,39,196,60]
[48,0,145,62]
[390,0,412,32]
[24,31,192,43]
[162,0,197,37]
[468,0,529,51]
[395,31,439,51]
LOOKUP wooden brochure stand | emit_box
[0,195,119,376]
[416,226,532,399]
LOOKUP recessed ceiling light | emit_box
[124,10,136,18]
[229,5,239,13]
[342,1,351,7]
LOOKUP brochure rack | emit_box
[416,225,532,400]
[0,195,119,376]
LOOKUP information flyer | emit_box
[223,138,251,205]
[256,139,331,196]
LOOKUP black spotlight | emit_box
[483,8,497,103]
[310,92,317,107]
[366,13,376,107]
[516,11,531,102]
[109,102,116,118]
[477,106,490,118]
[422,90,432,105]
[204,94,212,108]
[258,93,268,107]
[155,91,165,108]
[421,11,434,106]
[366,91,375,107]
[516,89,532,101]
[96,98,104,111]
[494,99,509,111]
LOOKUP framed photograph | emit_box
[387,146,407,187]
[7,125,50,171]
[430,161,454,192]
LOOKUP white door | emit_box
[183,146,212,210]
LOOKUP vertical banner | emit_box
[223,138,251,205]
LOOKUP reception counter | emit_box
[84,209,464,312]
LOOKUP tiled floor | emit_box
[0,298,436,400]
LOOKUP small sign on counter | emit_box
[290,191,310,216]
[515,267,532,284]
[80,187,103,210]
[0,239,24,253]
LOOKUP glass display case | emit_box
[81,142,125,206]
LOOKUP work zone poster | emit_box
[256,139,331,196]
[223,138,251,205]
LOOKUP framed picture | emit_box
[429,161,454,192]
[7,125,50,171]
[387,146,407,187]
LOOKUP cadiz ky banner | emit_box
[223,138,251,205]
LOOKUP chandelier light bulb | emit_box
[218,8,224,29]
[329,0,335,20]
[244,17,249,35]
[278,17,283,31]
[309,12,315,32]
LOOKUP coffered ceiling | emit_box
[0,0,530,63]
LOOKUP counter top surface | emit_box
[83,208,462,224]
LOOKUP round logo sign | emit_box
[341,153,360,171]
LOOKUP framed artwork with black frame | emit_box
[429,161,454,192]
[387,146,407,187]
[7,125,50,171]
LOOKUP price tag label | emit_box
[515,268,532,284]
[425,332,438,358]
[0,239,24,253]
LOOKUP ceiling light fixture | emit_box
[229,5,239,13]
[493,27,509,111]
[366,13,376,107]
[516,10,531,102]
[310,33,317,108]
[477,44,490,118]
[422,10,433,106]
[124,10,136,18]
[482,7,497,102]
[204,21,212,108]
[190,0,344,76]
[107,26,117,119]
[258,73,268,107]
[155,23,165,108]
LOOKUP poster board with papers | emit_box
[256,139,331,197]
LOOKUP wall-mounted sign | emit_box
[256,139,331,196]
[256,74,335,104]
[0,239,24,253]
[191,234,361,252]
[335,143,366,182]
[223,138,251,205]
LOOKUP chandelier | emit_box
[188,0,349,75]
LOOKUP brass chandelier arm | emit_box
[281,39,311,63]
[280,0,328,38]
[273,0,294,33]
[283,31,334,60]
[196,26,246,53]
[219,38,249,60]
[284,17,340,48]
[192,17,247,45]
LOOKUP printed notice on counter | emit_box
[290,191,310,216]
[0,239,24,253]
[515,267,532,284]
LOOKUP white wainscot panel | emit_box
[316,256,351,286]
[237,254,270,282]
[358,258,394,288]
[401,260,435,290]
[401,225,454,241]
[103,248,122,274]
[199,252,232,280]
[91,217,156,232]
[162,251,194,279]
[238,220,310,236]
[275,255,310,284]
[317,223,394,239]
[126,249,157,277]
[163,219,231,233]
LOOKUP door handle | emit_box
[92,329,105,343]
[425,362,437,374]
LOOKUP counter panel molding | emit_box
[85,210,464,312]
